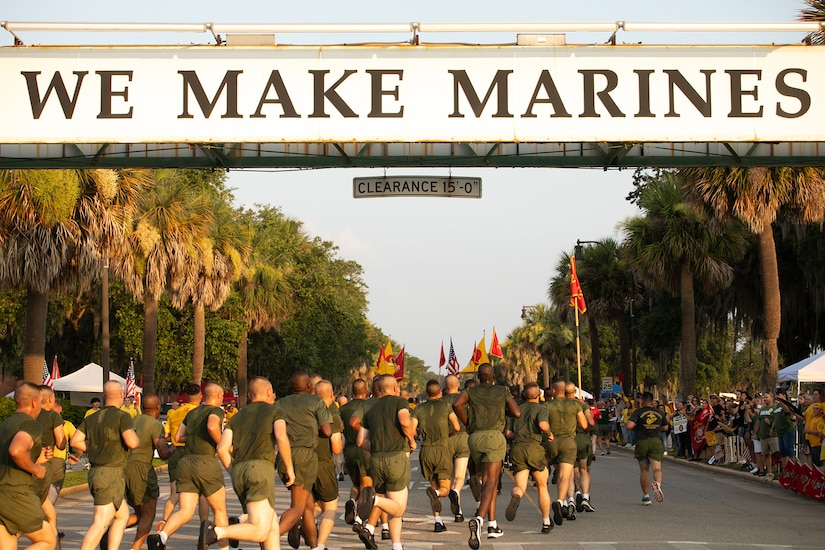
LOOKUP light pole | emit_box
[574,239,638,397]
[520,305,552,388]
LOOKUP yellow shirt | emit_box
[84,407,100,418]
[120,404,140,418]
[804,403,823,447]
[54,421,76,460]
[166,403,198,447]
[810,415,825,452]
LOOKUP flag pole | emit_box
[575,301,583,397]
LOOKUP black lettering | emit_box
[367,70,404,118]
[251,70,300,118]
[521,70,571,118]
[634,70,655,118]
[178,70,243,119]
[448,69,513,118]
[726,70,763,118]
[775,68,809,118]
[96,71,133,119]
[309,70,358,118]
[22,71,88,119]
[579,70,624,118]
[664,69,714,118]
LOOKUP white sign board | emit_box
[0,44,822,143]
[602,376,614,391]
[353,176,481,198]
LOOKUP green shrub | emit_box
[0,397,15,422]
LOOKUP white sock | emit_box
[488,520,497,528]
[543,517,551,525]
[583,493,590,500]
[392,544,403,550]
[381,523,389,531]
[159,532,169,544]
[435,516,444,525]
[365,524,375,535]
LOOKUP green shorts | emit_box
[344,445,370,478]
[370,451,411,493]
[510,441,547,473]
[469,430,507,464]
[594,424,609,437]
[312,460,339,503]
[543,436,577,466]
[167,446,187,482]
[231,459,276,512]
[0,487,46,535]
[277,446,317,492]
[634,437,665,463]
[88,465,127,507]
[125,461,159,507]
[30,461,53,503]
[575,432,593,463]
[448,432,470,459]
[419,445,451,481]
[177,454,225,497]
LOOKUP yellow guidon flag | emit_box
[376,338,395,375]
[461,336,490,375]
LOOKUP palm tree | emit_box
[0,169,147,384]
[623,172,748,398]
[173,199,251,384]
[801,0,825,43]
[682,166,825,392]
[119,170,213,394]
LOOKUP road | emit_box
[54,447,822,549]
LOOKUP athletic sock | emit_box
[381,523,389,531]
[543,516,551,524]
[435,517,444,525]
[365,524,375,535]
[488,520,497,529]
[392,544,403,550]
[159,532,169,545]
[583,493,590,500]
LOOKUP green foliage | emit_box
[0,397,15,423]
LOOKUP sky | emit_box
[1,1,812,371]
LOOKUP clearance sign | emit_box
[0,44,822,144]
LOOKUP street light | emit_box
[521,305,536,320]
[574,239,638,397]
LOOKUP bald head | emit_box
[315,380,334,405]
[351,379,368,399]
[249,377,274,404]
[15,382,42,418]
[308,374,322,395]
[203,382,224,405]
[444,375,460,393]
[478,363,494,384]
[104,380,125,407]
[523,382,541,401]
[565,382,577,398]
[39,385,56,409]
[142,394,161,418]
[552,380,566,398]
[290,371,311,394]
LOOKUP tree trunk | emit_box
[617,315,631,395]
[192,303,205,384]
[238,330,248,407]
[23,288,48,384]
[142,296,159,394]
[588,316,602,399]
[758,226,781,393]
[678,262,697,399]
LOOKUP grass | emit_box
[62,458,167,489]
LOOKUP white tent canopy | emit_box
[53,362,140,393]
[778,351,825,383]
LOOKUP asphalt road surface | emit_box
[54,447,822,549]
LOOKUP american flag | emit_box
[125,358,136,398]
[42,360,54,388]
[447,339,460,376]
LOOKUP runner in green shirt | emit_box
[313,380,344,550]
[34,385,65,541]
[0,382,55,550]
[72,380,140,550]
[205,377,294,549]
[339,379,372,527]
[441,374,470,522]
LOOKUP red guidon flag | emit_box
[570,257,587,314]
[439,341,446,368]
[394,346,405,380]
[489,328,503,359]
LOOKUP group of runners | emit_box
[0,363,669,550]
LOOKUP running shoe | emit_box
[487,525,503,539]
[199,521,218,550]
[381,528,390,540]
[426,486,442,513]
[435,522,447,533]
[642,495,652,506]
[345,500,356,525]
[551,501,564,525]
[455,514,465,523]
[228,516,240,548]
[468,518,480,550]
[287,522,301,549]
[651,481,664,503]
[147,535,166,550]
[575,492,584,513]
[448,490,461,516]
[581,498,595,512]
[541,523,553,534]
[505,494,520,521]
[356,486,376,521]
[358,527,378,550]
[566,502,576,521]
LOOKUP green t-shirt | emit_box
[773,406,795,436]
[628,406,668,440]
[465,384,511,432]
[315,405,342,463]
[440,393,467,433]
[77,406,135,468]
[128,414,163,464]
[412,399,452,447]
[339,398,367,447]
[545,398,581,438]
[274,393,332,449]
[757,404,779,439]
[183,405,225,456]
[0,412,42,488]
[228,401,284,463]
[576,401,591,435]
[513,401,549,444]
[362,395,410,454]
[37,409,63,449]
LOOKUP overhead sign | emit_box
[353,176,481,198]
[0,44,822,144]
